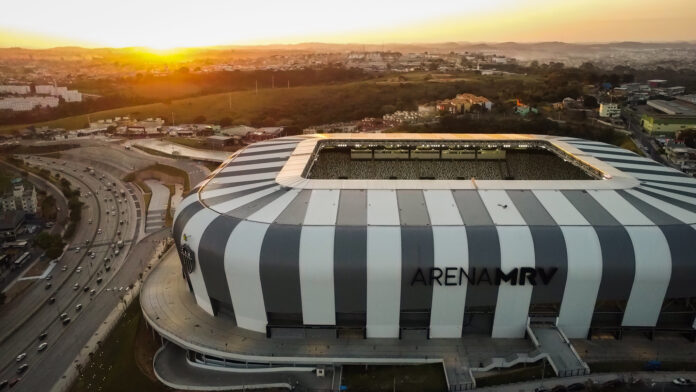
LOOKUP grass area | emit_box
[166,136,207,149]
[70,297,168,392]
[341,364,447,392]
[134,180,152,213]
[0,77,485,133]
[617,136,644,156]
[0,169,13,193]
[164,184,174,227]
[474,361,555,388]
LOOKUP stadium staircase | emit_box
[446,318,590,391]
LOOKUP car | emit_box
[88,219,92,224]
[96,277,103,284]
[75,247,80,253]
[105,265,111,271]
[89,253,95,259]
[45,283,52,290]
[551,386,567,392]
[112,212,116,216]
[534,388,549,392]
[15,353,26,362]
[62,317,71,325]
[97,229,102,234]
[38,332,48,341]
[567,383,586,391]
[61,266,67,271]
[90,289,96,296]
[73,283,79,290]
[673,378,693,386]
[76,267,82,273]
[37,343,48,352]
[59,312,68,320]
[0,379,7,389]
[8,378,19,387]
[75,304,82,311]
[47,297,55,304]
[103,257,110,263]
[45,274,52,281]
[85,240,90,245]
[83,286,90,292]
[16,364,28,374]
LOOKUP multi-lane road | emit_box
[0,154,152,390]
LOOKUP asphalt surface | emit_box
[0,155,144,390]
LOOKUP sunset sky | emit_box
[1,0,695,49]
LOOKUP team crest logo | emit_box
[179,244,196,275]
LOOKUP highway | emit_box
[0,155,142,390]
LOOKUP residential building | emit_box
[0,210,25,241]
[0,85,31,95]
[248,127,284,141]
[640,100,696,134]
[0,178,37,214]
[599,103,621,118]
[436,93,493,114]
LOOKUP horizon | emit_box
[2,0,695,49]
[2,39,696,52]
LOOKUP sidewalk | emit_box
[477,371,696,391]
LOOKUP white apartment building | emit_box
[0,179,37,214]
[0,85,31,95]
[599,103,621,118]
[34,85,83,102]
[0,96,60,111]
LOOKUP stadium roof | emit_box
[176,133,696,226]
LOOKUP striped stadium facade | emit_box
[172,133,696,340]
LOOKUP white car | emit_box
[15,353,26,362]
[76,267,82,273]
[673,378,693,386]
[38,343,48,352]
[75,247,80,253]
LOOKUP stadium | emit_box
[166,133,696,343]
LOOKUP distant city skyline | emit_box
[1,0,695,49]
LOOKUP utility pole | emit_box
[228,94,232,111]
[272,75,275,89]
[287,80,290,89]
[255,80,258,95]
[171,112,175,126]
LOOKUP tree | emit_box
[582,95,599,109]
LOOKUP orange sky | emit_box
[1,0,695,49]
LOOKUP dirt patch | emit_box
[133,312,162,383]
[2,280,34,303]
[24,258,52,277]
